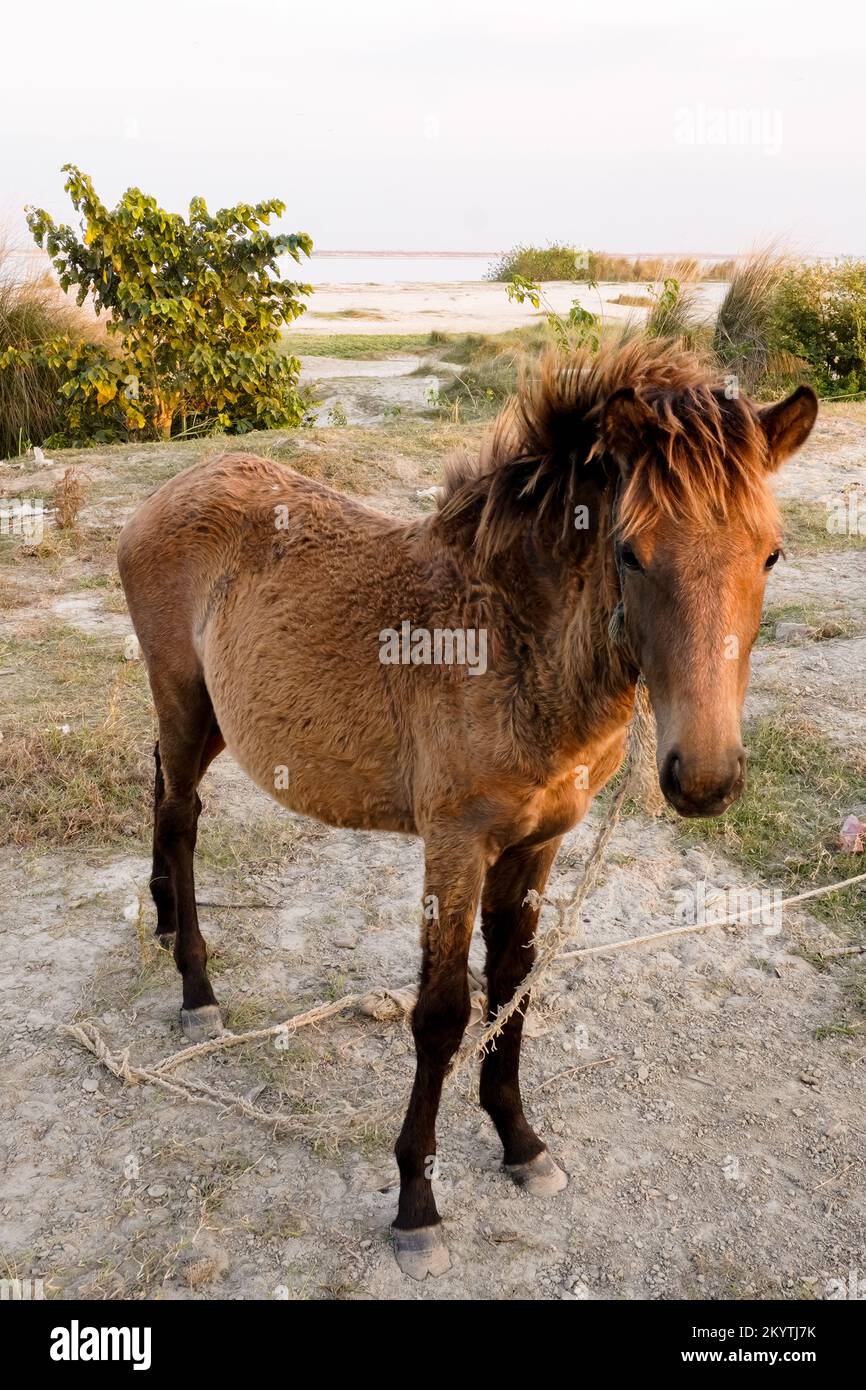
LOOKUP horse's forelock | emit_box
[438,339,776,557]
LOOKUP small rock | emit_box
[123,634,141,661]
[82,1078,99,1094]
[147,1183,168,1199]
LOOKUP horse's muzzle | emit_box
[660,747,746,819]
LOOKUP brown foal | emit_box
[118,339,817,1278]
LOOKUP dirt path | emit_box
[0,404,864,1301]
[298,354,447,426]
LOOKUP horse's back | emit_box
[118,451,420,830]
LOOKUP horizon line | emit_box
[311,248,741,259]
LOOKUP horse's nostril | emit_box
[669,754,682,796]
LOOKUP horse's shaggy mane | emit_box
[437,337,775,562]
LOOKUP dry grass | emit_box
[0,629,153,846]
[0,701,152,845]
[488,245,703,284]
[780,497,866,554]
[1,417,473,508]
[196,814,310,873]
[0,574,23,607]
[712,249,786,393]
[609,293,654,308]
[0,238,100,459]
[758,601,858,642]
[306,308,387,322]
[52,467,84,530]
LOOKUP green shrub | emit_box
[26,165,313,442]
[488,243,589,282]
[488,245,701,284]
[769,260,866,398]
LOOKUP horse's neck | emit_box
[493,528,637,768]
[557,549,635,744]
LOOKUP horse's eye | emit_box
[765,549,781,570]
[620,546,642,572]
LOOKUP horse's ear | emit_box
[758,385,818,469]
[601,386,655,476]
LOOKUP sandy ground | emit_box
[0,376,864,1301]
[297,354,447,426]
[298,280,729,336]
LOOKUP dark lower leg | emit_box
[394,962,470,1230]
[394,841,485,1232]
[479,840,560,1165]
[150,742,176,938]
[157,791,216,1012]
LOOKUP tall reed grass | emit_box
[0,239,98,458]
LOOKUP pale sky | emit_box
[2,0,865,256]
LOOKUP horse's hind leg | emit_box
[150,673,225,1041]
[150,741,176,944]
[150,723,223,946]
[479,838,568,1195]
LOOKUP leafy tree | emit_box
[26,165,313,439]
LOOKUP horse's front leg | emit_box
[479,838,568,1194]
[392,832,488,1280]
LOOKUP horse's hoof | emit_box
[180,1005,224,1042]
[505,1149,568,1196]
[392,1224,451,1281]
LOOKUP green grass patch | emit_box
[679,710,866,935]
[282,332,436,359]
